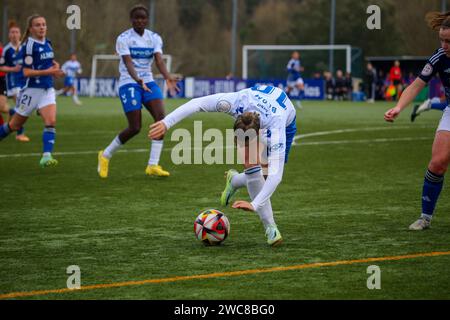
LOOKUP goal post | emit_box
[89,54,173,97]
[242,45,352,79]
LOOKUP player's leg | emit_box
[69,80,82,106]
[9,92,30,142]
[143,82,169,177]
[239,137,282,246]
[38,103,58,168]
[98,85,143,178]
[99,109,142,178]
[0,112,28,141]
[410,122,450,230]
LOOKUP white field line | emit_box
[0,126,434,159]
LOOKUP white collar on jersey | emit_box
[29,37,47,45]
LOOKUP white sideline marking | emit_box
[294,125,431,140]
[0,126,434,159]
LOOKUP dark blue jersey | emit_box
[286,58,301,81]
[20,37,55,89]
[418,48,450,103]
[0,42,26,90]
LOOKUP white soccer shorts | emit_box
[7,87,21,98]
[15,88,56,117]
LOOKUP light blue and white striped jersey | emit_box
[116,28,163,87]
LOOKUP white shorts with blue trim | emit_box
[15,88,56,117]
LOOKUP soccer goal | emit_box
[242,45,352,79]
[89,54,173,97]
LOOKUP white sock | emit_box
[73,95,81,103]
[103,136,122,159]
[148,140,163,165]
[417,99,431,114]
[245,166,275,228]
[231,172,247,189]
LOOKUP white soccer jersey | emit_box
[116,28,163,87]
[61,60,82,78]
[162,85,297,211]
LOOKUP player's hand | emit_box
[166,75,181,96]
[232,200,255,212]
[149,121,167,140]
[49,64,64,78]
[138,79,152,92]
[384,106,402,122]
[52,61,60,70]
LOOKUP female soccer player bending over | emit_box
[150,85,297,246]
[384,11,450,230]
[97,4,179,178]
[0,15,64,167]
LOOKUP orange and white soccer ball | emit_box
[194,209,230,245]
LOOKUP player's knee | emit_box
[44,119,56,127]
[129,125,141,136]
[429,158,449,175]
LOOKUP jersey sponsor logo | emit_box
[24,56,33,65]
[270,143,284,152]
[130,47,154,59]
[40,52,54,60]
[421,63,433,77]
[216,100,232,113]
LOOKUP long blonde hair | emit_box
[426,11,450,30]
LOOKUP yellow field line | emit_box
[1,250,449,299]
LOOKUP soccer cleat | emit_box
[220,169,238,206]
[73,96,83,106]
[145,164,170,177]
[97,150,110,178]
[265,224,283,246]
[16,134,30,142]
[39,154,58,168]
[409,217,431,231]
[410,104,420,122]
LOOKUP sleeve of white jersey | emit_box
[116,35,130,56]
[250,122,287,212]
[154,34,163,55]
[61,62,68,74]
[162,93,232,130]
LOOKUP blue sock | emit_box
[422,170,444,219]
[430,102,447,111]
[42,126,56,154]
[0,123,12,141]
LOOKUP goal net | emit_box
[89,54,172,97]
[242,45,352,80]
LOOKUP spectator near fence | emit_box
[324,71,334,100]
[334,70,347,101]
[365,62,377,103]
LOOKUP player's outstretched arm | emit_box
[384,77,426,122]
[149,94,227,139]
[154,52,180,96]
